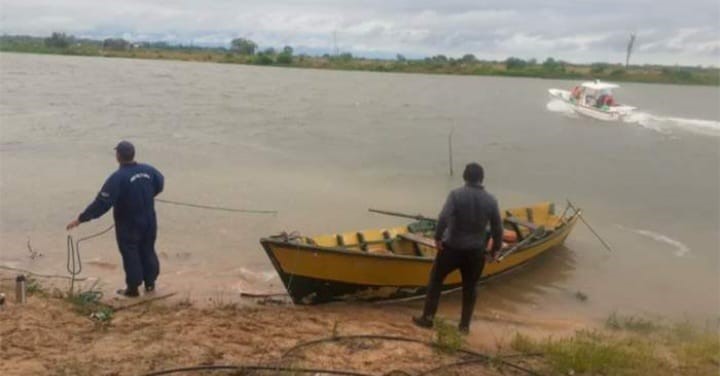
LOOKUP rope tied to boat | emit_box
[156,198,277,214]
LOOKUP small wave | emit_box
[237,267,277,282]
[623,112,720,137]
[616,225,691,257]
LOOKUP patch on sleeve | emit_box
[100,192,110,198]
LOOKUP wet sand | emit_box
[0,270,597,376]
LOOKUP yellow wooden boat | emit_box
[260,202,579,304]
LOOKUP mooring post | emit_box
[448,128,454,176]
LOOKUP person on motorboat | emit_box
[571,86,582,100]
[596,91,615,108]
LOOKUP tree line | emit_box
[1,33,716,85]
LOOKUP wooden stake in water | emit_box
[448,128,454,176]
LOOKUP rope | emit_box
[141,364,374,376]
[113,292,177,312]
[60,197,272,293]
[156,198,277,214]
[239,292,288,298]
[0,265,88,281]
[66,225,115,294]
[418,357,539,376]
[282,334,481,359]
[281,334,541,375]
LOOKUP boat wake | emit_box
[615,225,691,257]
[622,112,720,137]
[546,99,578,118]
[546,99,720,136]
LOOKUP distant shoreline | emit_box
[1,39,718,86]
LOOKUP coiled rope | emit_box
[62,198,276,293]
[66,224,115,294]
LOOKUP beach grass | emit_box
[432,317,465,354]
[511,313,720,375]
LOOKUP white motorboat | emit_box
[549,80,636,121]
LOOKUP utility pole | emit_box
[625,33,636,69]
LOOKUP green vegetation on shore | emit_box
[2,33,718,86]
[511,313,720,375]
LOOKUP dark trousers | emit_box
[116,225,160,289]
[421,245,485,327]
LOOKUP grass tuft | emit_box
[606,312,660,333]
[513,316,720,375]
[510,332,541,354]
[26,277,46,296]
[543,330,659,375]
[432,318,464,354]
[63,282,114,325]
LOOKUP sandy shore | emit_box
[4,270,717,375]
[0,270,595,376]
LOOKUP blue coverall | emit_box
[79,163,164,289]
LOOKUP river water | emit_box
[1,53,718,322]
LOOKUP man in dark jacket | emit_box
[66,141,164,297]
[413,163,503,334]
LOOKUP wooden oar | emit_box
[368,208,436,222]
[566,200,613,253]
[496,226,546,262]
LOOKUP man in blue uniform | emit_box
[413,163,503,334]
[66,141,164,297]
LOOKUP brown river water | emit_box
[1,52,718,322]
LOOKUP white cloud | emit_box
[0,0,718,65]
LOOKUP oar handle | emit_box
[368,209,436,222]
[496,226,545,262]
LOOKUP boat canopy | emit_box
[581,80,619,90]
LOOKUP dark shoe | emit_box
[458,325,470,335]
[144,284,155,293]
[116,287,140,297]
[412,316,434,329]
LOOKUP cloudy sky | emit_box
[1,0,718,66]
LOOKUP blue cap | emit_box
[114,140,135,160]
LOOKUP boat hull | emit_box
[548,88,631,121]
[260,207,579,304]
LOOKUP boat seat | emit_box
[357,230,397,253]
[382,230,395,252]
[398,233,435,257]
[504,216,538,231]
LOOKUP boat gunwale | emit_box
[260,211,579,263]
